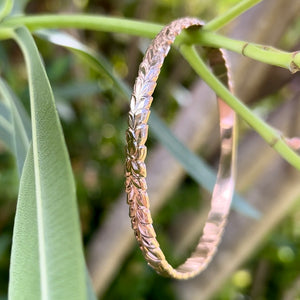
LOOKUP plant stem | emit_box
[3,14,299,72]
[3,14,162,38]
[180,45,300,170]
[204,0,263,31]
[0,26,13,39]
[2,14,300,168]
[191,31,300,73]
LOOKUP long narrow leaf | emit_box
[150,113,260,218]
[9,26,88,299]
[0,101,14,150]
[0,116,13,150]
[9,145,40,299]
[11,0,29,15]
[0,98,11,123]
[36,29,130,96]
[54,81,102,101]
[0,0,13,21]
[37,29,260,219]
[0,78,31,175]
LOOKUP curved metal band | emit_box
[125,17,236,279]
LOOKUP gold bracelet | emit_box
[125,17,237,279]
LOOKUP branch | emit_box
[2,14,300,72]
[204,0,263,31]
[180,45,300,170]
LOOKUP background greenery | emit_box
[0,0,299,299]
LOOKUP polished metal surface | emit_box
[125,17,236,279]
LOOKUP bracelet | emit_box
[125,17,236,279]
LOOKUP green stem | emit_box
[2,14,299,72]
[3,14,162,38]
[0,26,13,39]
[2,14,300,168]
[192,31,300,73]
[204,0,263,31]
[180,45,300,170]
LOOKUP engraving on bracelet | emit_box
[125,17,236,279]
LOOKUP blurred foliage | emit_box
[0,0,299,299]
[214,203,300,299]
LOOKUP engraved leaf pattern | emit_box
[125,17,236,279]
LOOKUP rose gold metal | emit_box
[125,17,237,279]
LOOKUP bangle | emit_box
[125,17,236,279]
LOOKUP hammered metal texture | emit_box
[125,17,236,279]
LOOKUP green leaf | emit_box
[149,112,261,219]
[0,100,14,150]
[9,145,40,299]
[11,0,30,15]
[37,29,260,219]
[0,100,11,123]
[0,78,31,175]
[54,81,102,101]
[10,147,98,300]
[85,268,97,300]
[9,26,90,299]
[36,29,131,96]
[0,0,13,21]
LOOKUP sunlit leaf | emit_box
[9,26,92,299]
